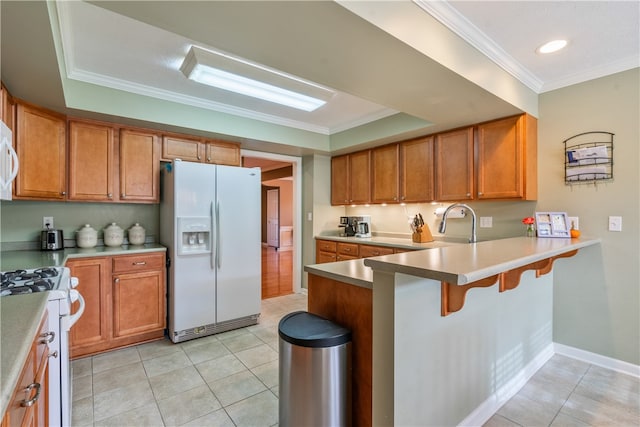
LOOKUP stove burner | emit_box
[0,267,63,297]
[34,268,59,278]
[25,279,54,292]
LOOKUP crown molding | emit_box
[413,0,544,93]
[540,56,640,93]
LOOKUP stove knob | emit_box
[69,289,80,304]
[70,277,79,289]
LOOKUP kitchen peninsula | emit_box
[305,236,600,426]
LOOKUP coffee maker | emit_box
[339,215,372,238]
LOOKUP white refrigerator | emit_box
[160,160,261,343]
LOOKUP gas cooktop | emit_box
[0,267,64,297]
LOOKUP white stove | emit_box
[1,266,84,427]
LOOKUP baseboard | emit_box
[554,343,640,378]
[459,343,555,427]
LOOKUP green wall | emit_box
[539,68,639,364]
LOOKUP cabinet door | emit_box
[400,136,434,202]
[477,114,537,200]
[331,155,349,205]
[372,144,399,203]
[67,258,111,358]
[119,129,160,202]
[204,140,240,166]
[15,103,66,200]
[349,150,371,204]
[161,135,202,162]
[1,83,15,131]
[112,269,165,338]
[316,251,337,264]
[68,120,115,201]
[435,127,474,201]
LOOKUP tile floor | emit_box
[72,292,639,427]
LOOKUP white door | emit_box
[267,188,279,248]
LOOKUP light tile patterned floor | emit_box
[71,293,307,427]
[72,292,639,426]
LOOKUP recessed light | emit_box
[537,39,568,54]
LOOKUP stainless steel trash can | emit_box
[279,311,352,427]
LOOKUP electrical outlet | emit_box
[608,216,622,232]
[43,216,54,229]
[568,216,579,230]
[480,216,493,228]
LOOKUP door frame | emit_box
[265,186,280,248]
[242,149,302,294]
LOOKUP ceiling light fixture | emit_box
[536,39,568,54]
[180,46,332,112]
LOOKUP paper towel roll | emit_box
[434,207,467,218]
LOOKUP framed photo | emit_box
[535,212,571,238]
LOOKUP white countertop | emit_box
[315,234,459,250]
[306,236,600,287]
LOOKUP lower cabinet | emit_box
[315,239,414,264]
[67,252,166,358]
[2,311,50,427]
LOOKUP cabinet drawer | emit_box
[394,248,415,254]
[316,240,337,253]
[316,251,337,264]
[112,253,165,274]
[359,245,394,258]
[337,242,359,257]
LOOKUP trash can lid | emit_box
[278,311,351,348]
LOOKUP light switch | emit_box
[480,216,493,228]
[608,216,622,232]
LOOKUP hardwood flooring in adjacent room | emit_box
[261,246,292,299]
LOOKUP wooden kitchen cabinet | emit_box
[331,151,371,205]
[371,144,399,203]
[2,312,50,427]
[68,257,111,358]
[1,82,15,131]
[14,102,67,201]
[435,126,474,201]
[476,114,537,200]
[204,139,241,166]
[315,239,412,264]
[161,134,202,162]
[337,242,359,261]
[400,135,435,202]
[316,239,337,263]
[119,128,160,203]
[68,252,166,359]
[113,254,166,339]
[359,245,394,258]
[68,120,116,201]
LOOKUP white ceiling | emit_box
[51,1,639,137]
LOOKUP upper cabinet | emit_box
[400,136,434,203]
[161,135,240,166]
[332,113,537,205]
[476,114,537,200]
[435,127,475,201]
[68,120,160,203]
[331,151,371,205]
[1,82,16,131]
[68,120,116,201]
[15,102,67,201]
[119,128,160,203]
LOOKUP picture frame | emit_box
[535,212,571,238]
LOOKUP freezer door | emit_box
[215,165,261,322]
[171,161,217,332]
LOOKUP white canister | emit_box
[128,223,146,245]
[76,224,98,248]
[103,222,124,247]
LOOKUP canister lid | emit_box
[278,311,351,348]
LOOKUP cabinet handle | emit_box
[197,155,201,160]
[373,251,379,256]
[61,191,66,196]
[39,331,55,344]
[466,193,471,197]
[20,383,41,407]
[107,193,113,198]
[49,351,59,359]
[207,157,211,161]
[132,261,147,266]
[344,248,351,252]
[114,278,120,284]
[478,192,483,196]
[121,193,126,198]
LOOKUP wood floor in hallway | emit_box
[261,246,292,299]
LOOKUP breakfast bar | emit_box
[304,236,600,426]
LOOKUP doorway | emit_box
[242,151,302,298]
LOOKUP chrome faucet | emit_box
[438,203,477,243]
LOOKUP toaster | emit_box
[41,228,64,251]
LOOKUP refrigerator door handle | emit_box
[216,201,221,269]
[210,201,216,270]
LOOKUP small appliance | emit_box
[339,215,372,238]
[41,224,64,251]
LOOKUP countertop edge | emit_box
[304,259,373,289]
[364,237,601,285]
